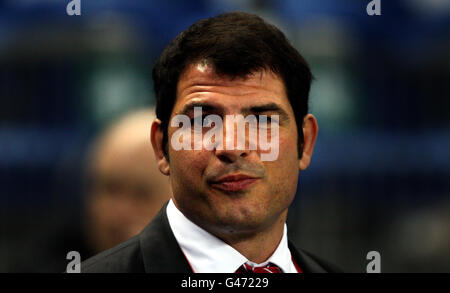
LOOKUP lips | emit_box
[210,173,259,192]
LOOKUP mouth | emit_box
[209,173,259,192]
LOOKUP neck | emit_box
[215,211,287,264]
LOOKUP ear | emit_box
[151,119,170,176]
[299,114,319,171]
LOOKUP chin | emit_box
[214,208,269,231]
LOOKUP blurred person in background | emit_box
[83,108,171,254]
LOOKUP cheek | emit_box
[276,128,299,164]
[169,150,208,186]
[266,132,299,194]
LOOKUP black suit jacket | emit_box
[81,203,342,273]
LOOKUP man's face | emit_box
[163,64,301,236]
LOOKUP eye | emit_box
[203,115,217,127]
[191,115,220,128]
[258,115,279,128]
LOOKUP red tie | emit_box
[235,262,282,273]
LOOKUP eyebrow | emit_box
[177,101,290,121]
[243,103,290,122]
[177,101,220,116]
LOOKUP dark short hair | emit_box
[152,11,313,159]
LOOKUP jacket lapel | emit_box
[288,240,328,273]
[139,202,192,273]
[289,240,343,273]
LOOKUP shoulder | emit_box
[288,240,344,273]
[80,235,144,273]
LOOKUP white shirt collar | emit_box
[166,199,297,273]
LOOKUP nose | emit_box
[214,116,251,163]
[215,146,249,163]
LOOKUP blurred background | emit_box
[0,0,449,272]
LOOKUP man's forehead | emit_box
[176,62,287,105]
